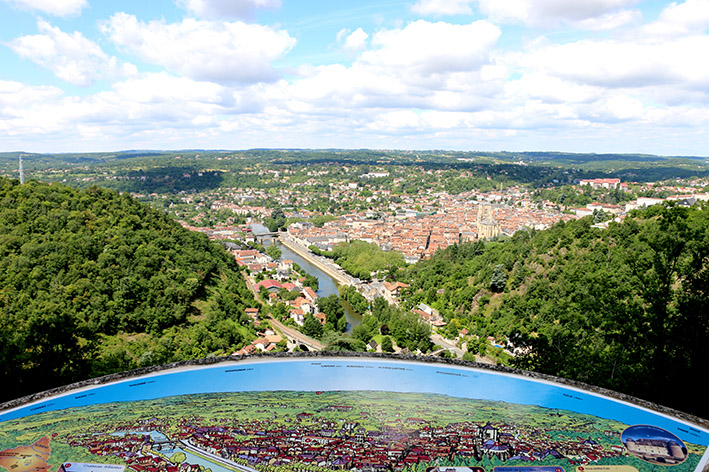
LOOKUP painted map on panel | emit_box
[1,359,707,472]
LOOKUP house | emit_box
[412,309,431,323]
[572,207,593,217]
[586,202,624,215]
[232,249,258,263]
[416,303,433,315]
[291,297,316,315]
[233,344,256,356]
[276,259,293,280]
[579,178,621,189]
[303,286,318,302]
[382,281,409,299]
[290,309,305,326]
[245,307,260,317]
[245,307,260,326]
[256,279,283,293]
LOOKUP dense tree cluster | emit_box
[352,298,432,353]
[264,208,287,232]
[0,178,258,402]
[339,285,368,316]
[405,203,709,418]
[317,294,347,333]
[328,240,406,281]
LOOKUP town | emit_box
[59,391,636,472]
[172,173,709,359]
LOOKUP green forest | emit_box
[0,177,259,402]
[402,203,709,418]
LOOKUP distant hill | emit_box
[0,177,259,402]
[3,150,707,192]
[404,203,709,418]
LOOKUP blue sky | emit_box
[1,0,709,155]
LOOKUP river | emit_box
[110,431,242,472]
[249,223,362,332]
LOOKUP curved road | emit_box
[241,272,324,351]
[268,316,324,351]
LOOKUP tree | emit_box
[0,178,259,402]
[302,314,323,339]
[592,208,609,224]
[317,294,347,332]
[462,351,476,362]
[466,337,487,357]
[170,452,186,465]
[381,336,394,353]
[266,208,286,232]
[265,245,282,260]
[322,332,367,351]
[489,264,507,293]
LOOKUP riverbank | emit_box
[279,233,358,287]
[248,223,362,331]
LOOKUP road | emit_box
[431,333,465,358]
[241,272,324,351]
[430,333,495,364]
[279,234,358,286]
[268,315,324,351]
[241,271,261,301]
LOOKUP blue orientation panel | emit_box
[1,357,707,472]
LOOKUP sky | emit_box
[1,0,709,155]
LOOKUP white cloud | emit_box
[507,73,599,104]
[264,19,507,122]
[2,0,86,16]
[475,0,639,28]
[643,0,709,38]
[360,20,501,75]
[4,1,709,155]
[519,36,709,93]
[601,94,645,121]
[110,73,228,107]
[410,0,474,17]
[339,27,369,52]
[101,13,295,84]
[367,110,423,131]
[176,0,281,19]
[0,83,74,137]
[0,80,63,119]
[575,9,640,30]
[0,71,265,148]
[9,20,137,87]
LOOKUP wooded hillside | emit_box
[0,178,258,402]
[405,203,709,418]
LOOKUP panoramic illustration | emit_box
[1,359,708,472]
[1,1,709,472]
